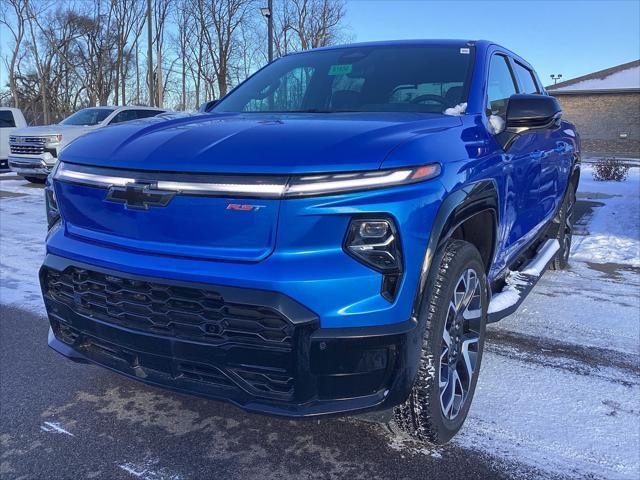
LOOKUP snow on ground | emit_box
[572,167,640,267]
[0,178,47,313]
[457,165,640,479]
[1,166,639,479]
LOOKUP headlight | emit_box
[45,134,62,144]
[345,218,402,273]
[344,217,403,301]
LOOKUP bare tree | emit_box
[288,0,346,50]
[0,0,349,117]
[195,0,255,97]
[0,0,28,107]
[112,0,145,105]
[152,0,172,107]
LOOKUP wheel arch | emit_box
[412,180,499,319]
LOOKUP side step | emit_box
[487,239,560,323]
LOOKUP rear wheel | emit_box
[393,240,488,445]
[23,176,46,184]
[551,185,575,270]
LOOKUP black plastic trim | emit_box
[41,254,420,418]
[411,181,499,320]
[41,254,318,325]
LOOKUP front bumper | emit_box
[8,155,54,176]
[41,254,421,417]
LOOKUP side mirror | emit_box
[497,94,562,149]
[199,100,218,113]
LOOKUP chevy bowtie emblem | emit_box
[105,182,175,210]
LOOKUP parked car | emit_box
[40,40,580,445]
[0,107,28,171]
[8,106,165,183]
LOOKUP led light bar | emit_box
[55,163,134,187]
[156,180,286,197]
[284,164,440,197]
[54,162,440,198]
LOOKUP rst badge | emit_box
[226,203,266,211]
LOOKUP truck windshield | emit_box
[214,45,474,114]
[61,108,115,126]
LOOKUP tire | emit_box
[550,185,575,270]
[393,239,488,445]
[23,176,46,184]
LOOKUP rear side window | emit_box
[0,111,16,128]
[109,110,138,124]
[486,55,517,116]
[513,62,540,94]
[135,110,163,119]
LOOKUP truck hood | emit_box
[11,124,99,146]
[60,112,462,174]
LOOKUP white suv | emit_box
[0,107,28,171]
[9,106,165,183]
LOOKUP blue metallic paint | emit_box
[47,40,579,331]
[42,38,581,417]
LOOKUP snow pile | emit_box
[488,114,505,134]
[443,102,467,116]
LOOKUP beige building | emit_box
[547,60,639,157]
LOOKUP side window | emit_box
[134,110,163,119]
[486,55,518,117]
[109,110,138,124]
[0,111,16,128]
[513,62,540,94]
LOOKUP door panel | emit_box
[500,133,542,260]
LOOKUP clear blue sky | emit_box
[344,0,640,86]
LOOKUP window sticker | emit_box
[460,48,470,54]
[329,64,353,76]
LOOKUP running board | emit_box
[487,239,560,323]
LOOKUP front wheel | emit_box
[393,240,488,445]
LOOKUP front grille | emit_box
[43,266,304,400]
[10,144,45,155]
[9,136,47,155]
[44,267,294,347]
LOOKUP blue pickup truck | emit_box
[40,40,579,444]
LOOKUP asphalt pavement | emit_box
[0,304,551,480]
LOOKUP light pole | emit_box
[147,0,154,106]
[260,0,273,63]
[550,73,563,85]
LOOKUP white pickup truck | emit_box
[0,107,28,171]
[8,106,165,183]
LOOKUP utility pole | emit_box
[261,1,273,63]
[268,0,273,63]
[146,0,154,106]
